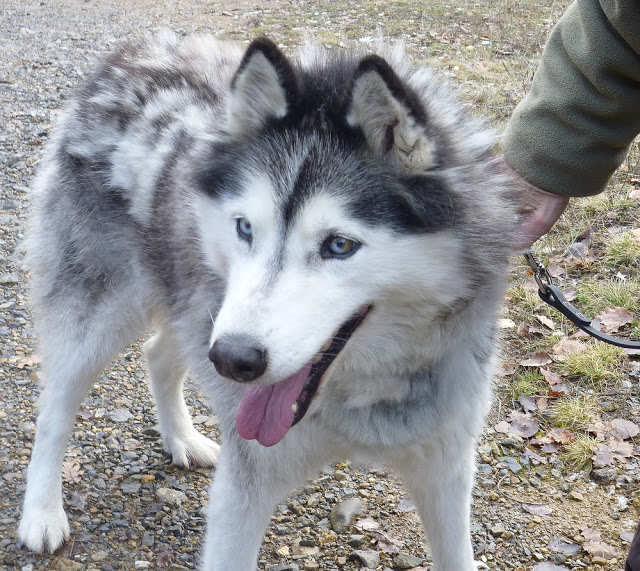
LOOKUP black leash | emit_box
[523,250,640,349]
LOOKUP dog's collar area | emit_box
[291,304,372,427]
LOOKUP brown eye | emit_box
[321,235,360,259]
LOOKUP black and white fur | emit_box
[19,32,516,570]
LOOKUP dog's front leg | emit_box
[202,440,299,571]
[390,437,479,571]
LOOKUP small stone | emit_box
[490,524,506,536]
[140,474,155,484]
[121,483,142,494]
[50,558,85,571]
[265,565,300,571]
[141,531,155,547]
[592,468,617,482]
[91,550,109,562]
[348,534,366,547]
[348,548,380,569]
[393,552,425,569]
[155,487,187,507]
[0,274,19,284]
[568,490,584,502]
[499,456,523,474]
[134,562,151,570]
[329,498,365,532]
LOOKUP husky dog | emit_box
[19,32,516,570]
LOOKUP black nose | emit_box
[209,335,268,382]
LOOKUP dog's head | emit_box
[194,38,514,446]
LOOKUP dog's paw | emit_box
[18,505,70,553]
[166,430,220,468]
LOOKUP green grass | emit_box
[560,342,626,391]
[549,394,601,432]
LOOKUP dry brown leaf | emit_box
[67,492,87,512]
[524,447,548,464]
[371,530,403,553]
[536,397,549,413]
[519,395,538,413]
[507,410,539,438]
[536,314,555,330]
[519,352,553,367]
[611,418,639,439]
[609,438,634,459]
[552,338,586,359]
[548,536,580,556]
[581,528,601,541]
[494,420,510,434]
[548,383,571,397]
[532,563,571,571]
[591,307,635,333]
[540,442,562,453]
[582,540,618,560]
[540,367,563,386]
[61,460,83,484]
[15,353,40,369]
[592,444,614,468]
[548,427,575,444]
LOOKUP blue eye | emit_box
[321,235,360,260]
[236,217,253,243]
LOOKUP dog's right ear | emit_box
[225,38,298,137]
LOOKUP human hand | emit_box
[501,159,570,251]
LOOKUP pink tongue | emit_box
[235,361,312,447]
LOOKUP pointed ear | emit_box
[226,37,298,137]
[345,55,436,171]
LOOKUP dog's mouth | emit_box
[235,305,371,447]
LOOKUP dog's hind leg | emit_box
[19,308,140,553]
[390,437,479,571]
[143,327,220,467]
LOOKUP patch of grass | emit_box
[560,342,626,391]
[549,394,601,432]
[601,231,640,269]
[509,369,547,399]
[573,278,640,316]
[562,433,598,470]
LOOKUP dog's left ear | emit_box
[345,56,436,171]
[225,37,298,137]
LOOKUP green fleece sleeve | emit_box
[502,0,640,197]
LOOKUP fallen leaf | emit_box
[501,362,517,376]
[591,307,635,333]
[371,530,403,553]
[523,503,552,516]
[536,397,549,413]
[507,410,539,438]
[61,461,83,484]
[536,315,555,330]
[540,367,563,386]
[548,382,571,397]
[519,352,553,367]
[524,447,548,464]
[611,418,639,439]
[519,395,538,412]
[548,536,580,555]
[609,438,634,459]
[582,540,618,560]
[67,492,87,512]
[498,318,516,329]
[540,442,563,453]
[592,444,614,468]
[15,353,40,369]
[156,544,174,568]
[494,420,511,434]
[552,338,586,359]
[581,528,601,542]
[548,428,575,444]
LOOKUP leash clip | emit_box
[523,250,552,296]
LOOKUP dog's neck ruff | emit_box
[235,305,371,446]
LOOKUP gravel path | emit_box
[1,1,638,570]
